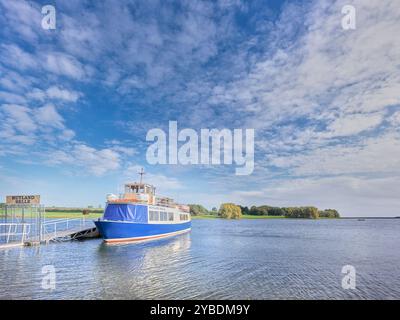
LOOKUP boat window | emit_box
[149,210,160,221]
[168,212,174,221]
[160,212,168,221]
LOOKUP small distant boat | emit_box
[95,169,191,244]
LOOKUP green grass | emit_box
[242,215,285,219]
[44,211,102,219]
[191,214,220,219]
[0,211,102,219]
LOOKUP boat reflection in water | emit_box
[94,231,192,299]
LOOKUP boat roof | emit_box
[125,182,154,187]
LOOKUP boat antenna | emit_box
[138,168,145,184]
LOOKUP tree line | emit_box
[240,205,340,219]
[188,203,340,219]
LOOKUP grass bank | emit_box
[0,211,102,219]
[191,214,219,219]
[242,215,285,219]
[44,211,102,219]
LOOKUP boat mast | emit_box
[138,168,145,184]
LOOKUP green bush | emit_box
[218,203,242,219]
[318,209,340,218]
[188,204,210,216]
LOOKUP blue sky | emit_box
[0,0,400,216]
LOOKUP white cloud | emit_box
[110,146,137,157]
[124,164,183,191]
[60,129,75,141]
[34,104,65,129]
[389,111,400,126]
[0,104,37,133]
[28,86,82,102]
[47,144,121,176]
[269,131,400,176]
[42,52,89,80]
[0,0,42,44]
[0,44,37,70]
[46,86,81,102]
[0,102,69,147]
[0,91,27,104]
[0,68,33,93]
[206,0,400,132]
[323,112,384,137]
[26,88,46,101]
[0,45,90,80]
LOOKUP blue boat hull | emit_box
[94,220,191,243]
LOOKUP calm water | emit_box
[1,219,400,299]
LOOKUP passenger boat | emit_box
[95,170,191,244]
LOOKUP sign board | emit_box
[6,195,41,205]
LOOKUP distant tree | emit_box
[258,205,272,215]
[268,207,285,216]
[219,203,242,219]
[187,202,339,220]
[231,205,242,219]
[307,207,319,219]
[239,206,250,215]
[319,209,340,218]
[249,206,265,215]
[284,206,319,219]
[188,204,209,216]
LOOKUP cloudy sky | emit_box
[0,0,399,216]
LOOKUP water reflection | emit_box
[93,233,192,299]
[1,220,400,299]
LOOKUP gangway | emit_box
[38,217,98,243]
[0,217,98,249]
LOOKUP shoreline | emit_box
[1,212,398,220]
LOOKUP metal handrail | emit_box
[1,217,91,244]
[40,217,89,240]
[0,223,31,244]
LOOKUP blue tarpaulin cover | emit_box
[103,204,148,223]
